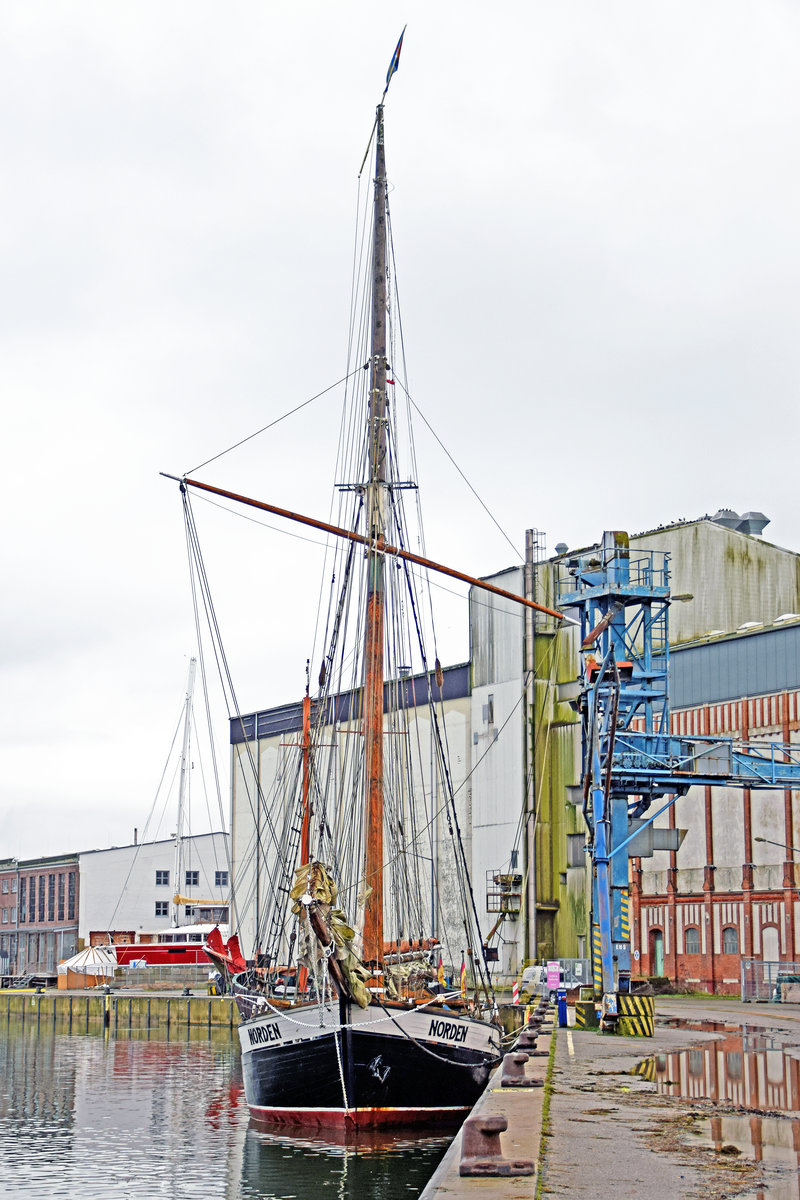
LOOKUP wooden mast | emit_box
[362,104,388,966]
[300,683,312,865]
[297,684,312,995]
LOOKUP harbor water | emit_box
[0,1019,451,1199]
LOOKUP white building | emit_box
[78,832,230,945]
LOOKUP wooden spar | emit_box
[362,104,388,966]
[178,475,568,624]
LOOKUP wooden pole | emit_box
[362,104,388,966]
[176,476,569,624]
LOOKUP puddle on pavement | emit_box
[636,1025,799,1112]
[687,1115,800,1200]
[636,1024,800,1198]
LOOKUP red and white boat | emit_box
[111,923,230,967]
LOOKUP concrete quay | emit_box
[0,987,239,1032]
[425,996,800,1200]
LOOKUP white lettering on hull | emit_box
[239,1005,499,1058]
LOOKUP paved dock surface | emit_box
[426,997,800,1199]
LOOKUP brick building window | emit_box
[19,879,25,923]
[722,926,738,955]
[48,875,55,921]
[2,880,8,894]
[68,873,76,921]
[185,871,199,887]
[1,909,7,924]
[726,1051,743,1080]
[29,879,36,923]
[38,876,45,922]
[684,927,701,954]
[155,902,169,917]
[215,871,228,887]
[58,874,65,922]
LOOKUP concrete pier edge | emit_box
[0,989,239,1031]
[421,1015,556,1199]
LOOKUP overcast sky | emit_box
[2,2,799,861]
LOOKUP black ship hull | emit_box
[238,998,501,1130]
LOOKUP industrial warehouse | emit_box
[5,508,799,1000]
[230,508,800,999]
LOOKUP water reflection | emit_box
[635,1027,800,1199]
[688,1114,800,1200]
[635,1026,800,1112]
[241,1129,451,1200]
[0,1020,449,1199]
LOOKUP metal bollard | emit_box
[460,1114,535,1177]
[516,1027,538,1049]
[501,1050,542,1088]
[517,1025,549,1057]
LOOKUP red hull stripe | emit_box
[248,1104,470,1130]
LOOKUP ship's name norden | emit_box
[247,1023,283,1046]
[428,1019,468,1042]
[247,1018,468,1046]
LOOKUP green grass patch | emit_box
[535,1030,558,1199]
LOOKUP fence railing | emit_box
[741,959,800,1003]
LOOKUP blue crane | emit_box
[557,531,800,1029]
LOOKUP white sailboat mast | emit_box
[172,656,197,927]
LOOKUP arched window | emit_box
[684,927,701,954]
[722,926,738,955]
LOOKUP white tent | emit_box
[57,946,117,977]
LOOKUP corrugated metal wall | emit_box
[632,521,800,645]
[670,623,800,708]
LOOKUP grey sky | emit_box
[3,2,799,859]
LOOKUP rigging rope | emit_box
[187,367,366,474]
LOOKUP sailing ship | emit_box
[170,45,560,1131]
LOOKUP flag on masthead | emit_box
[384,27,406,94]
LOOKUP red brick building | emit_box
[0,854,79,978]
[631,624,800,994]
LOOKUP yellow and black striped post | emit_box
[591,924,603,997]
[630,1057,657,1081]
[575,1000,599,1029]
[620,889,630,943]
[616,992,655,1037]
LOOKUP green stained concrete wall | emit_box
[0,991,239,1032]
[531,571,586,964]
